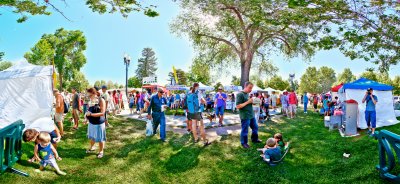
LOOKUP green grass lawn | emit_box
[0,111,397,183]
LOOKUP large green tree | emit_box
[1,0,158,23]
[25,28,87,90]
[377,72,392,85]
[318,66,336,93]
[68,71,90,92]
[299,67,320,93]
[171,0,345,87]
[266,75,290,91]
[360,68,378,81]
[128,76,142,88]
[187,59,211,85]
[135,48,157,81]
[336,68,356,84]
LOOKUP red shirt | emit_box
[288,92,297,105]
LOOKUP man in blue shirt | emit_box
[303,92,309,114]
[362,88,378,137]
[147,88,168,142]
[214,87,227,127]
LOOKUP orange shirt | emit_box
[55,94,65,113]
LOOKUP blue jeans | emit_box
[152,112,166,140]
[136,102,140,111]
[83,104,88,114]
[365,111,376,128]
[304,103,308,112]
[240,118,259,145]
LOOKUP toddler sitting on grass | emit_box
[274,133,285,153]
[33,132,66,175]
[258,138,282,163]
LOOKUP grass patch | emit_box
[0,112,396,183]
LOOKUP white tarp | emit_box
[198,82,213,91]
[0,61,53,129]
[341,89,398,129]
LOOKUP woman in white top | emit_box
[252,93,262,124]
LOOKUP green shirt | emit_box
[236,91,254,120]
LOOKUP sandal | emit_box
[97,152,104,159]
[86,149,95,154]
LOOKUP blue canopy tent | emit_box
[343,78,393,91]
[339,78,398,129]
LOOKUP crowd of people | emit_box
[22,82,301,175]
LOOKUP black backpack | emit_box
[63,96,69,113]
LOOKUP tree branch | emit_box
[198,33,240,55]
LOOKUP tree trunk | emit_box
[240,50,254,88]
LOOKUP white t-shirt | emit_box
[271,94,277,103]
[252,97,262,107]
[28,117,55,133]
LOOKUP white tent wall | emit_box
[344,89,398,129]
[0,62,53,129]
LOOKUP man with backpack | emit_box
[187,83,211,146]
[53,89,66,136]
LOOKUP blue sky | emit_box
[1,1,399,86]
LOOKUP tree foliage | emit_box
[68,71,90,92]
[393,76,400,95]
[25,28,87,90]
[266,75,290,91]
[299,66,336,93]
[171,0,347,87]
[1,0,158,23]
[318,66,336,93]
[187,58,211,85]
[360,69,378,81]
[128,76,142,88]
[231,76,240,86]
[0,61,12,71]
[135,48,157,81]
[336,68,356,84]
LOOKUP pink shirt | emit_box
[288,92,297,105]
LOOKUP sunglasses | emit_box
[159,91,164,94]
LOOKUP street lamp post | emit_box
[124,53,131,98]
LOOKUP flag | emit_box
[52,59,57,89]
[173,66,179,84]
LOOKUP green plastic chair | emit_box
[0,120,28,177]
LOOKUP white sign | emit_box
[143,76,157,84]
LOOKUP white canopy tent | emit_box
[198,82,214,91]
[224,85,242,92]
[251,85,266,94]
[338,78,398,129]
[0,61,54,129]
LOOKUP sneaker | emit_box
[204,141,211,147]
[367,130,372,135]
[252,139,262,143]
[242,144,250,149]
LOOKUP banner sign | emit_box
[143,76,157,84]
[166,85,187,91]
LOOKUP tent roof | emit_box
[342,78,393,91]
[331,83,343,92]
[0,61,53,80]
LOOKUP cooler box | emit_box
[343,99,358,136]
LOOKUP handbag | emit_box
[146,119,154,136]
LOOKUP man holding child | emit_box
[236,81,261,149]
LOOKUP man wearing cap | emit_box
[71,87,82,130]
[214,87,227,127]
[101,86,111,127]
[147,88,168,142]
[362,88,378,136]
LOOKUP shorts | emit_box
[129,103,134,109]
[282,105,288,110]
[272,102,277,107]
[175,100,181,105]
[187,112,202,121]
[49,130,57,144]
[215,106,225,116]
[40,158,58,168]
[324,107,329,112]
[72,109,80,117]
[313,104,318,109]
[288,104,297,113]
[365,111,376,128]
[54,113,64,122]
[206,104,213,110]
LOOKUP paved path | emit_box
[119,109,282,142]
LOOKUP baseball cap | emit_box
[367,88,373,91]
[101,85,107,89]
[94,86,100,92]
[158,88,164,93]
